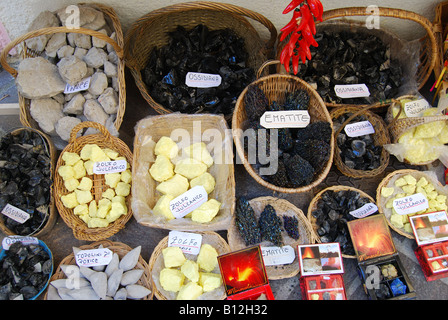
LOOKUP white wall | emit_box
[0,0,442,44]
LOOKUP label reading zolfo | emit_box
[344,120,375,137]
[93,159,127,174]
[64,76,91,94]
[168,231,203,255]
[1,204,30,224]
[75,248,113,267]
[260,110,310,129]
[261,245,295,266]
[349,203,378,219]
[393,193,429,215]
[169,186,208,219]
[2,236,39,250]
[185,72,222,88]
[404,99,430,117]
[334,84,370,98]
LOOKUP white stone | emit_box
[58,6,106,31]
[25,11,60,52]
[84,47,107,69]
[57,55,88,86]
[55,116,82,141]
[98,87,118,114]
[104,60,117,78]
[73,47,88,60]
[57,45,75,59]
[30,98,64,134]
[45,33,67,57]
[92,29,108,48]
[88,72,108,95]
[73,33,92,49]
[63,93,85,115]
[83,99,108,125]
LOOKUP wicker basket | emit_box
[232,60,334,194]
[331,105,390,178]
[131,113,235,231]
[45,240,153,300]
[227,196,317,280]
[54,121,133,241]
[0,127,57,238]
[429,1,448,79]
[124,1,277,115]
[149,231,229,300]
[376,169,448,239]
[0,3,126,136]
[307,185,378,259]
[277,7,438,111]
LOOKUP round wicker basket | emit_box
[45,240,153,300]
[148,231,230,300]
[54,121,133,241]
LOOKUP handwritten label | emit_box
[393,193,428,215]
[1,204,30,224]
[75,248,113,267]
[64,77,91,94]
[185,72,222,88]
[349,203,378,218]
[334,84,370,98]
[93,159,127,174]
[2,236,39,250]
[168,231,203,255]
[261,245,295,266]
[404,99,430,117]
[170,186,208,219]
[344,120,375,137]
[260,110,310,129]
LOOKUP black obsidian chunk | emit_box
[235,197,261,246]
[258,204,283,247]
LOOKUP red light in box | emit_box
[302,246,316,259]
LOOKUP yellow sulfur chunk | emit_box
[401,185,416,195]
[160,268,185,292]
[394,177,407,187]
[149,155,174,182]
[437,124,448,144]
[427,190,438,200]
[199,273,222,292]
[102,148,119,159]
[381,187,394,198]
[197,244,218,272]
[177,282,203,300]
[73,160,86,179]
[121,169,132,184]
[77,177,93,191]
[416,177,429,188]
[105,172,121,188]
[162,246,186,268]
[153,195,175,220]
[88,200,97,218]
[155,136,179,159]
[174,158,207,180]
[75,189,93,205]
[97,198,111,218]
[64,177,80,192]
[79,214,90,224]
[112,195,126,205]
[396,193,406,199]
[61,192,79,209]
[181,260,200,283]
[88,145,109,162]
[416,186,427,198]
[404,223,413,233]
[87,217,109,228]
[191,199,221,223]
[58,165,75,181]
[102,188,115,200]
[107,200,127,222]
[80,144,95,160]
[413,108,445,139]
[424,183,435,193]
[115,182,131,197]
[402,174,417,185]
[437,194,447,204]
[84,160,94,175]
[190,172,216,194]
[156,174,189,198]
[391,213,404,228]
[62,152,81,166]
[386,198,394,209]
[73,203,88,216]
[184,142,214,168]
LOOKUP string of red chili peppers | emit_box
[279,0,323,74]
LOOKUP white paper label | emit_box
[349,203,378,218]
[261,245,295,266]
[169,186,208,219]
[1,204,30,224]
[404,99,430,117]
[185,72,221,88]
[92,159,127,174]
[168,231,203,255]
[393,193,428,215]
[75,248,113,267]
[2,236,39,250]
[260,110,310,129]
[334,84,370,98]
[64,77,91,94]
[344,120,375,137]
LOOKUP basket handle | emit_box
[256,59,282,79]
[0,26,123,78]
[69,121,112,145]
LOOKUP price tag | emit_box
[334,84,370,98]
[349,203,378,219]
[185,72,222,88]
[261,245,295,266]
[64,77,91,94]
[404,99,430,117]
[169,186,208,219]
[344,120,375,137]
[1,204,30,224]
[75,248,113,267]
[93,159,127,174]
[260,110,310,129]
[393,193,428,215]
[2,236,39,250]
[168,231,203,255]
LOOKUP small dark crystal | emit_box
[283,216,300,240]
[235,197,261,246]
[258,204,283,247]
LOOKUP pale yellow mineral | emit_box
[155,136,179,159]
[191,199,221,223]
[174,158,207,180]
[62,151,81,166]
[115,182,131,197]
[58,165,75,181]
[381,187,394,198]
[184,142,214,168]
[149,155,174,182]
[176,282,203,300]
[120,169,132,184]
[97,198,112,218]
[88,200,97,218]
[181,260,200,283]
[153,194,175,220]
[84,160,94,175]
[64,177,80,192]
[190,172,216,194]
[156,174,189,198]
[61,192,79,209]
[75,189,93,205]
[162,246,186,268]
[77,177,93,191]
[102,188,115,200]
[73,160,86,179]
[197,244,218,272]
[159,268,185,292]
[199,272,222,292]
[402,174,417,185]
[73,203,88,216]
[104,172,121,188]
[87,217,109,228]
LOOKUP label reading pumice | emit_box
[170,186,208,219]
[75,248,113,267]
[1,204,30,224]
[185,72,222,88]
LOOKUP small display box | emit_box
[347,214,416,300]
[218,245,274,300]
[298,243,347,300]
[409,210,448,281]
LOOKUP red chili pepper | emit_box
[299,38,312,60]
[302,23,318,47]
[308,0,323,21]
[280,46,292,68]
[300,4,316,35]
[291,53,300,75]
[282,0,305,14]
[288,31,301,56]
[280,9,301,33]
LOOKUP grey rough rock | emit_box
[73,33,92,50]
[45,33,67,57]
[55,116,82,141]
[107,51,119,65]
[126,284,151,300]
[16,57,66,99]
[106,32,116,53]
[57,55,88,86]
[84,47,107,69]
[98,87,118,114]
[106,268,123,297]
[105,115,119,137]
[118,246,141,271]
[88,72,108,95]
[57,6,106,31]
[25,11,60,51]
[104,60,117,78]
[114,287,127,300]
[57,45,75,59]
[73,47,88,60]
[92,29,108,48]
[30,98,64,134]
[63,93,85,114]
[52,93,65,104]
[83,99,108,125]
